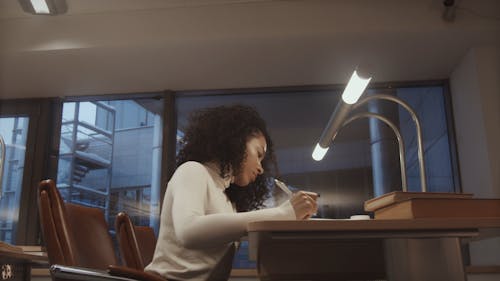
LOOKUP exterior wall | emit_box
[112,126,154,189]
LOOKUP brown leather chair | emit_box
[38,179,117,269]
[115,212,157,270]
[38,179,165,281]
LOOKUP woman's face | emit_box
[233,133,267,187]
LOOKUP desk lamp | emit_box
[312,70,428,193]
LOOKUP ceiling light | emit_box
[18,0,67,15]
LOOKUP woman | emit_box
[145,105,318,281]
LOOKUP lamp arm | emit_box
[0,134,5,199]
[317,102,353,148]
[342,112,408,192]
[354,94,427,192]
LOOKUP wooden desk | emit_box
[0,245,48,281]
[248,218,500,281]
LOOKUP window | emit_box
[0,84,458,270]
[397,86,457,192]
[0,117,29,243]
[176,82,459,268]
[55,98,165,231]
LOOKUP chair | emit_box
[115,212,156,270]
[38,179,165,281]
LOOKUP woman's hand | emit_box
[290,191,319,220]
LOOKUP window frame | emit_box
[0,98,60,244]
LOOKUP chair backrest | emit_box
[38,179,118,270]
[115,212,157,270]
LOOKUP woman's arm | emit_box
[175,200,295,249]
[168,162,296,249]
[169,162,317,249]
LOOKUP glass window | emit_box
[0,117,29,244]
[56,98,163,232]
[396,86,455,192]
[176,84,458,268]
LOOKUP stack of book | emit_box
[364,191,500,219]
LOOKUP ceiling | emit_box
[1,0,499,99]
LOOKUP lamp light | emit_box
[312,143,328,161]
[312,69,372,161]
[342,70,372,104]
[18,0,67,15]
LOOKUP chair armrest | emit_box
[107,265,166,281]
[50,264,135,281]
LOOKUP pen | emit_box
[274,179,293,197]
[274,178,321,198]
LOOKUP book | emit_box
[373,198,500,219]
[0,241,23,253]
[364,191,473,212]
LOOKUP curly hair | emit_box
[176,104,278,212]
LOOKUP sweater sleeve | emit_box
[170,162,296,249]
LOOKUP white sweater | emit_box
[145,161,296,281]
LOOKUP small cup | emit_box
[349,215,371,220]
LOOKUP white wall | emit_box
[450,46,500,277]
[450,46,500,198]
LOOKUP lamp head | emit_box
[311,69,372,161]
[312,143,329,161]
[341,70,372,104]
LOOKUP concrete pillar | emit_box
[150,114,162,234]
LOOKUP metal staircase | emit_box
[57,101,116,218]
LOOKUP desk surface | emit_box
[247,217,500,232]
